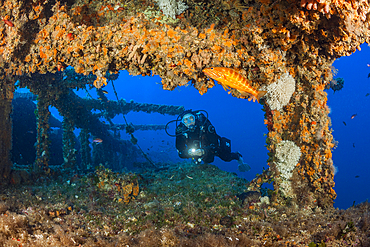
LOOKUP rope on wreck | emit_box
[110,80,157,168]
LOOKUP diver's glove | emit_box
[188,148,204,156]
[237,157,251,172]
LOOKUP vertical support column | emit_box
[92,140,105,168]
[249,76,336,208]
[79,128,92,171]
[291,81,336,208]
[62,116,76,170]
[35,94,51,174]
[0,78,14,184]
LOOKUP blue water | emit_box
[327,44,370,209]
[17,44,370,210]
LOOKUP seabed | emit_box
[0,162,369,247]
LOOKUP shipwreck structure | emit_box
[0,0,369,208]
[5,70,184,182]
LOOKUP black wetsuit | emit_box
[175,112,241,163]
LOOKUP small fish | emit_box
[102,90,108,94]
[67,33,74,40]
[203,67,266,103]
[353,143,355,148]
[366,93,369,97]
[57,63,63,71]
[343,121,347,126]
[3,19,14,27]
[355,175,360,178]
[351,113,357,119]
[92,138,103,143]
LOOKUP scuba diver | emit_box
[166,109,251,172]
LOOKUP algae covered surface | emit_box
[0,162,369,246]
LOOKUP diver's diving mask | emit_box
[182,113,196,129]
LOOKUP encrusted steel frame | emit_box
[1,0,369,207]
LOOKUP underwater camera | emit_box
[188,146,203,164]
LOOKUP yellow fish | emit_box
[203,67,266,103]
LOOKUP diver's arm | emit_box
[176,135,191,158]
[201,144,216,158]
[175,125,191,158]
[201,132,220,156]
[198,144,215,163]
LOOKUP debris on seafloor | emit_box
[0,162,369,246]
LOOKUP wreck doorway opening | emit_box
[104,70,269,181]
[11,68,268,186]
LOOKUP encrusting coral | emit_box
[95,165,140,204]
[274,140,302,198]
[0,78,13,184]
[0,0,369,208]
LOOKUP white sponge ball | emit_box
[263,73,296,111]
